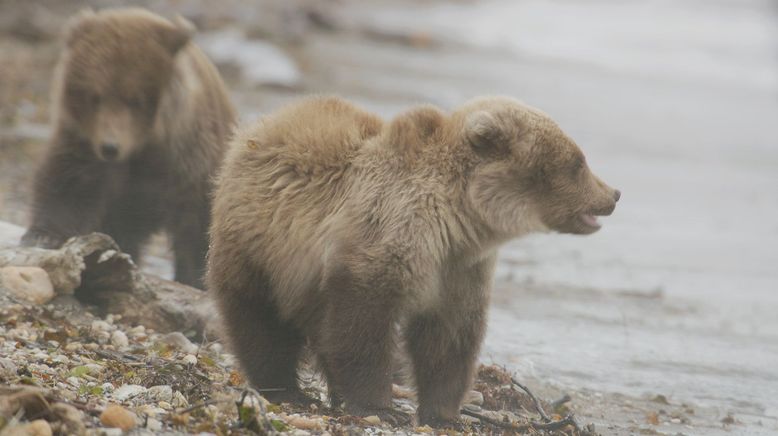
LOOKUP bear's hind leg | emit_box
[216,268,308,404]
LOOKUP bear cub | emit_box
[22,8,236,288]
[208,96,620,424]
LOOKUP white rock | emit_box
[465,390,484,406]
[101,382,115,393]
[157,332,197,354]
[363,415,381,426]
[51,354,69,364]
[64,342,82,351]
[91,320,112,332]
[0,266,55,304]
[146,417,162,431]
[1,419,52,436]
[127,325,146,338]
[146,385,173,402]
[0,357,17,378]
[84,363,103,375]
[181,354,197,365]
[171,391,189,408]
[96,331,111,344]
[113,384,147,401]
[110,330,129,348]
[66,376,81,387]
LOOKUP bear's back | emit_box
[211,97,384,300]
[245,96,382,172]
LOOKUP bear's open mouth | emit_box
[579,213,602,230]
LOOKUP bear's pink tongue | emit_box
[580,213,601,228]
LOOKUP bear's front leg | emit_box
[170,198,210,289]
[22,148,113,248]
[405,255,494,426]
[316,260,406,423]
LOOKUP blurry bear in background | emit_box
[21,8,236,288]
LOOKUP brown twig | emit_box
[175,397,225,415]
[551,394,572,411]
[510,376,551,422]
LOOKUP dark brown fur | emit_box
[208,96,619,424]
[21,8,236,288]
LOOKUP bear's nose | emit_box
[101,143,119,160]
[613,189,621,202]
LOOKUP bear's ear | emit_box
[64,9,97,47]
[464,110,507,151]
[158,15,195,55]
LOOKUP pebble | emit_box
[113,384,147,401]
[51,354,69,364]
[363,415,381,426]
[181,354,197,365]
[64,342,82,351]
[1,419,53,436]
[158,401,172,410]
[91,320,112,332]
[157,331,198,354]
[0,266,55,304]
[465,390,484,406]
[146,417,163,431]
[171,390,189,408]
[0,357,18,378]
[392,384,414,399]
[96,331,111,344]
[84,363,103,375]
[101,382,115,393]
[127,325,146,338]
[110,330,129,348]
[66,376,81,387]
[146,385,173,402]
[288,416,324,430]
[100,404,137,431]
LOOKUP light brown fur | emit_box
[208,96,619,424]
[22,8,236,288]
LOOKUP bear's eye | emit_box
[570,155,585,174]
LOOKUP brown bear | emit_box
[207,96,619,424]
[21,8,236,288]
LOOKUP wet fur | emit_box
[22,8,236,288]
[208,96,618,423]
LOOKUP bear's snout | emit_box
[100,142,120,161]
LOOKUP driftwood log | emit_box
[0,225,217,340]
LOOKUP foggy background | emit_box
[1,0,776,434]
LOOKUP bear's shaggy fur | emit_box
[22,8,236,288]
[208,96,619,423]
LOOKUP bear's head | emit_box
[56,8,194,161]
[458,97,619,238]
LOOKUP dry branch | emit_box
[0,232,218,339]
